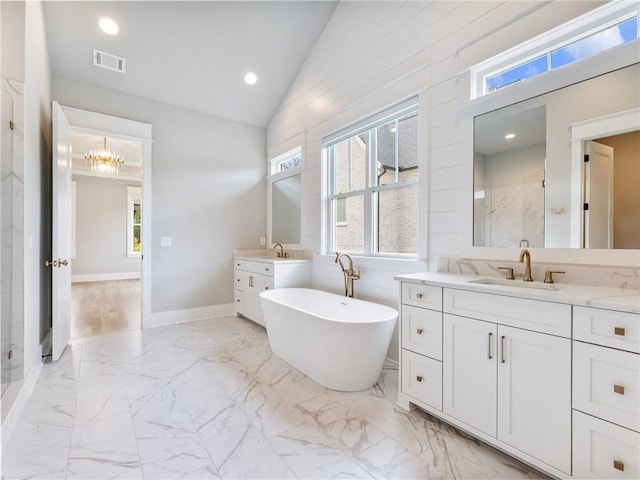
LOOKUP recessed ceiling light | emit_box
[244,72,258,85]
[505,133,516,139]
[99,17,119,36]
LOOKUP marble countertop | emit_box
[395,272,640,314]
[235,254,310,264]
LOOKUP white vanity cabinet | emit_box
[442,289,572,475]
[397,278,580,478]
[572,306,640,479]
[234,257,310,327]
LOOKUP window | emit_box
[325,103,419,256]
[271,147,302,174]
[127,186,141,257]
[473,2,639,97]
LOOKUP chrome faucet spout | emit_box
[519,249,533,282]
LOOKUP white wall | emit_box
[267,1,604,361]
[23,0,51,384]
[53,78,267,313]
[72,175,141,278]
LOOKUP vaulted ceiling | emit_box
[43,1,338,127]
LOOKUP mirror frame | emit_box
[458,40,640,267]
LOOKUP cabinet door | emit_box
[443,314,497,437]
[497,325,571,474]
[241,271,257,319]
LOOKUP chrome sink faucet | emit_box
[519,249,533,282]
[335,252,360,297]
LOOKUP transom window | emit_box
[473,2,639,98]
[271,147,302,174]
[325,103,419,256]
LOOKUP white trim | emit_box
[71,272,141,283]
[60,105,153,330]
[71,168,143,183]
[148,303,234,329]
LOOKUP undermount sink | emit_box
[468,277,559,291]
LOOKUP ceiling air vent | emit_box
[93,49,126,73]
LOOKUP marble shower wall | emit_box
[1,80,25,394]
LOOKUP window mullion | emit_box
[365,128,375,255]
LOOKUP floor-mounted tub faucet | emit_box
[335,252,360,297]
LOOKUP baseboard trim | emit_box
[146,303,234,329]
[1,356,44,449]
[72,272,141,283]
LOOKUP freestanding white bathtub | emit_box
[259,288,398,392]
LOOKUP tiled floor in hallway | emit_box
[2,316,546,479]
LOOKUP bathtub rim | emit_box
[259,287,398,325]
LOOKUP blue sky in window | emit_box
[551,17,638,68]
[486,16,638,92]
[486,55,548,92]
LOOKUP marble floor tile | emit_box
[3,315,547,480]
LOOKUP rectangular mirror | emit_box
[473,63,639,249]
[272,173,301,244]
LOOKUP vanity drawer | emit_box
[262,263,275,276]
[443,288,571,337]
[401,305,442,360]
[573,410,640,479]
[574,306,639,354]
[401,283,442,310]
[573,341,640,432]
[401,349,442,411]
[234,269,243,289]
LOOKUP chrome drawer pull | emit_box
[613,384,625,395]
[416,375,423,382]
[416,328,423,335]
[613,460,624,472]
[614,327,626,336]
[416,293,423,299]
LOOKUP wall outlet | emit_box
[260,236,266,246]
[160,236,172,247]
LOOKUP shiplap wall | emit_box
[266,1,603,361]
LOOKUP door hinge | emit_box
[9,120,14,130]
[584,154,590,162]
[542,179,545,188]
[584,203,589,211]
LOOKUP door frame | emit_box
[61,105,153,327]
[569,107,640,248]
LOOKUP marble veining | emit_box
[2,316,545,479]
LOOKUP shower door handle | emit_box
[45,259,58,267]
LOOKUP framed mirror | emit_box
[472,63,639,249]
[271,174,301,244]
[267,147,303,247]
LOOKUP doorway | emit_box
[69,132,143,338]
[51,104,152,357]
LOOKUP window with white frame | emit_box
[271,147,302,174]
[472,2,639,98]
[127,186,141,257]
[325,103,419,256]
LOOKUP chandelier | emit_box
[84,137,124,175]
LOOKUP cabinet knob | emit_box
[416,375,423,382]
[416,293,423,299]
[416,328,423,335]
[613,384,625,395]
[614,327,625,336]
[613,460,624,472]
[236,299,240,303]
[265,267,270,271]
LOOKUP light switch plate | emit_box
[160,236,172,247]
[260,236,266,246]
